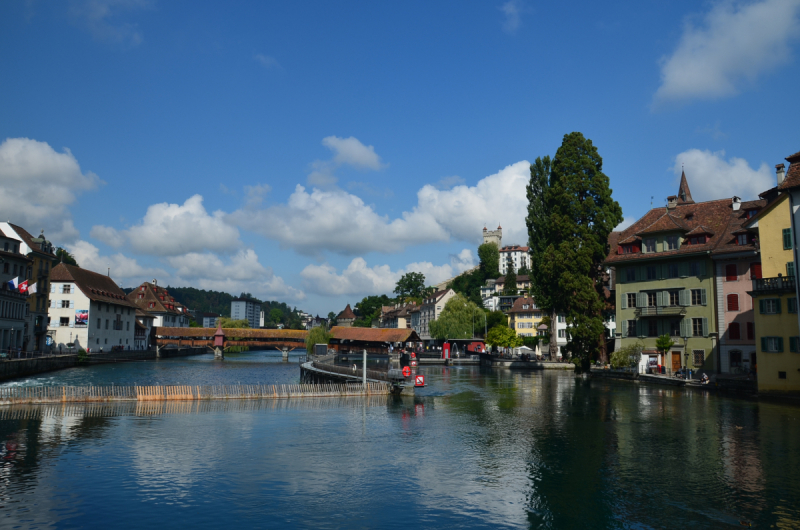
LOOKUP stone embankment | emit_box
[591,369,757,394]
[0,347,208,383]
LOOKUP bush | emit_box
[77,349,88,363]
[610,341,644,369]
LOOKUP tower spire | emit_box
[677,170,694,204]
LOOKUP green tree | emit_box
[305,326,331,353]
[485,310,508,330]
[269,308,284,324]
[353,294,394,327]
[486,325,523,349]
[53,247,78,267]
[219,318,250,328]
[502,266,517,295]
[327,312,337,327]
[429,294,483,340]
[655,334,675,356]
[448,268,485,306]
[478,242,500,279]
[610,341,644,369]
[527,133,622,370]
[189,320,200,328]
[394,272,427,299]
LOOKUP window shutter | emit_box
[679,290,690,306]
[679,262,689,278]
[70,300,74,309]
[618,268,625,284]
[621,320,628,338]
[636,267,645,282]
[50,299,55,308]
[701,289,707,306]
[784,228,792,250]
[620,294,627,310]
[761,337,767,352]
[658,264,665,280]
[699,261,707,277]
[702,317,708,337]
[777,298,782,314]
[680,318,687,338]
[791,337,798,353]
[777,337,784,352]
[788,262,795,278]
[637,292,647,308]
[657,291,666,307]
[50,284,55,294]
[759,299,766,314]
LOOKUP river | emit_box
[0,351,798,529]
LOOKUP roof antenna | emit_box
[107,267,110,277]
[651,196,654,208]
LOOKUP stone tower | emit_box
[483,225,502,247]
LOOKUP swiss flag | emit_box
[18,280,28,294]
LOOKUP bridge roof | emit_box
[329,326,420,343]
[154,327,308,339]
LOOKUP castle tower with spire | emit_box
[677,170,695,204]
[482,225,502,247]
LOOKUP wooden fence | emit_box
[0,382,391,405]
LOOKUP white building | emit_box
[499,245,530,275]
[48,264,137,352]
[231,298,262,329]
[126,281,189,328]
[414,288,456,341]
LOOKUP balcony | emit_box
[751,276,796,294]
[634,306,687,317]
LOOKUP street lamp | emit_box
[682,329,690,379]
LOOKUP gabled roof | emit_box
[677,171,694,204]
[329,326,420,343]
[126,282,186,315]
[495,275,531,284]
[337,304,356,320]
[50,263,137,308]
[685,225,714,237]
[507,297,537,314]
[636,211,689,236]
[6,223,56,257]
[778,149,800,191]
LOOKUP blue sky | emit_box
[2,0,799,316]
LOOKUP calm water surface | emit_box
[0,351,799,529]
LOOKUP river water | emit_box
[0,351,799,529]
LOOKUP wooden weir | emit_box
[0,382,391,405]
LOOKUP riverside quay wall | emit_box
[0,347,208,383]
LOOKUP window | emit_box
[762,337,783,352]
[737,234,749,246]
[751,263,762,279]
[647,292,657,307]
[791,337,800,353]
[127,321,130,331]
[644,239,656,253]
[648,320,658,337]
[790,298,798,314]
[690,261,701,276]
[558,314,566,323]
[63,285,71,294]
[693,349,705,366]
[729,322,740,340]
[60,300,69,308]
[746,209,758,219]
[730,350,742,368]
[666,235,679,250]
[59,317,69,327]
[747,322,754,340]
[779,371,787,379]
[784,228,793,250]
[105,319,109,330]
[522,304,529,309]
[667,264,679,278]
[689,236,706,245]
[625,268,636,282]
[692,318,704,337]
[725,264,738,281]
[626,320,636,337]
[558,329,567,338]
[727,294,739,311]
[760,298,781,314]
[105,338,108,344]
[626,293,637,308]
[669,319,681,337]
[96,338,99,345]
[669,291,680,306]
[97,318,101,328]
[646,266,657,280]
[691,289,705,306]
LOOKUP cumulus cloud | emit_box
[230,161,530,256]
[168,249,305,300]
[655,0,800,103]
[254,53,280,69]
[67,240,167,281]
[673,149,773,201]
[0,137,101,243]
[307,136,386,187]
[91,194,241,256]
[615,217,636,231]
[300,250,477,297]
[69,0,150,49]
[500,0,526,34]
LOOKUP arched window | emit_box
[727,294,739,311]
[726,264,738,281]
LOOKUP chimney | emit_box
[777,163,786,185]
[732,196,741,211]
[667,196,678,209]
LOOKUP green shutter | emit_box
[777,337,784,352]
[679,262,689,278]
[784,228,792,250]
[621,320,628,338]
[656,291,664,307]
[679,318,687,338]
[699,261,707,277]
[700,289,707,306]
[791,337,798,353]
[761,337,767,352]
[702,317,708,337]
[620,293,627,310]
[679,290,690,306]
[777,298,782,314]
[759,299,766,314]
[637,292,647,308]
[788,262,795,278]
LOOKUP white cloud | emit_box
[67,240,167,281]
[655,0,800,103]
[230,161,530,256]
[435,175,466,190]
[307,136,386,187]
[0,137,101,243]
[69,0,150,49]
[92,194,241,256]
[501,0,526,34]
[615,217,635,231]
[254,53,280,69]
[300,250,476,297]
[168,249,305,300]
[673,149,773,201]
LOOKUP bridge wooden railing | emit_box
[0,383,391,405]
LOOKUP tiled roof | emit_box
[636,212,689,235]
[677,171,695,204]
[329,326,420,343]
[495,275,530,284]
[500,245,530,252]
[126,282,186,315]
[7,223,55,257]
[50,263,138,307]
[778,149,800,191]
[337,304,356,320]
[713,198,767,256]
[507,297,537,314]
[685,225,714,236]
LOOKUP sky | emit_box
[1,0,799,316]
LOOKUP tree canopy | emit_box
[429,294,484,340]
[305,326,331,353]
[353,294,394,327]
[502,266,517,295]
[477,242,500,279]
[53,247,78,267]
[527,132,623,369]
[394,272,428,299]
[486,325,523,349]
[219,318,250,328]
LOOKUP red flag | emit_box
[18,280,28,294]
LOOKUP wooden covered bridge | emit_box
[154,327,308,351]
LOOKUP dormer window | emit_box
[621,245,635,254]
[689,235,706,245]
[522,305,529,309]
[140,286,145,291]
[666,235,679,250]
[737,234,751,245]
[644,238,656,253]
[685,214,694,221]
[746,209,759,219]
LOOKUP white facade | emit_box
[415,289,456,341]
[48,283,136,352]
[231,299,261,329]
[499,246,530,275]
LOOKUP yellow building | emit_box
[745,177,799,393]
[507,296,543,341]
